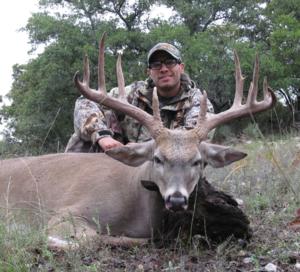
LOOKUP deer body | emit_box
[0,133,249,248]
[0,152,166,239]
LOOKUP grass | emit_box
[0,135,300,271]
[206,135,300,271]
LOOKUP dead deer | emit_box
[0,34,276,250]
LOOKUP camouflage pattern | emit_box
[65,74,214,152]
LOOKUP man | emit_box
[65,42,214,152]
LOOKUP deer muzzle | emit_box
[165,191,188,212]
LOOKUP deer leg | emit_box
[47,214,98,251]
[47,215,149,250]
[98,235,149,247]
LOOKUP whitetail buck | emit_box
[0,35,276,249]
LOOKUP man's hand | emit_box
[98,137,123,151]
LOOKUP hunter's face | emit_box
[148,51,184,97]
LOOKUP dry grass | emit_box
[0,135,300,271]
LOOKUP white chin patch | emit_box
[165,202,188,211]
[164,186,188,199]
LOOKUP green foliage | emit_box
[0,0,298,154]
[158,0,267,34]
[268,1,300,74]
[265,0,300,99]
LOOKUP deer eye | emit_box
[154,156,163,165]
[192,160,202,167]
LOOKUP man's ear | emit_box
[199,141,247,168]
[179,62,185,72]
[105,140,154,167]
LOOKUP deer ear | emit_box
[106,141,154,167]
[199,142,247,168]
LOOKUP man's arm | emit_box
[71,83,136,151]
[72,96,123,151]
[70,82,145,151]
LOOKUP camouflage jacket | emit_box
[65,74,214,152]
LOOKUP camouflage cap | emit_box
[147,43,182,65]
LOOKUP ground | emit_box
[1,135,300,271]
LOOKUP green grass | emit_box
[205,135,300,271]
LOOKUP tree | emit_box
[157,0,268,35]
[39,0,155,31]
[265,0,300,126]
[1,0,297,154]
[0,1,154,154]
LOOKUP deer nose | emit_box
[165,191,188,212]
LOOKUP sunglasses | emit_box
[149,59,180,70]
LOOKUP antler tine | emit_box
[264,77,277,108]
[152,87,162,122]
[98,32,106,93]
[193,91,209,139]
[74,55,106,104]
[247,53,259,105]
[263,77,268,98]
[73,54,91,96]
[83,54,90,85]
[196,91,208,125]
[116,54,126,101]
[233,50,245,106]
[74,34,106,101]
[192,51,276,141]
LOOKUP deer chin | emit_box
[164,188,189,212]
[165,199,188,212]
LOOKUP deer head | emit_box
[74,33,276,211]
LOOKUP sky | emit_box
[0,0,40,135]
[0,0,39,99]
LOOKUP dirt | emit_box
[29,218,299,272]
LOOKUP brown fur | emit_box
[0,153,162,248]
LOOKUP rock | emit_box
[243,257,252,264]
[235,198,244,206]
[295,263,300,270]
[264,263,277,272]
[237,250,247,257]
[137,264,144,271]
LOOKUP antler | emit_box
[194,50,277,140]
[74,33,164,139]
